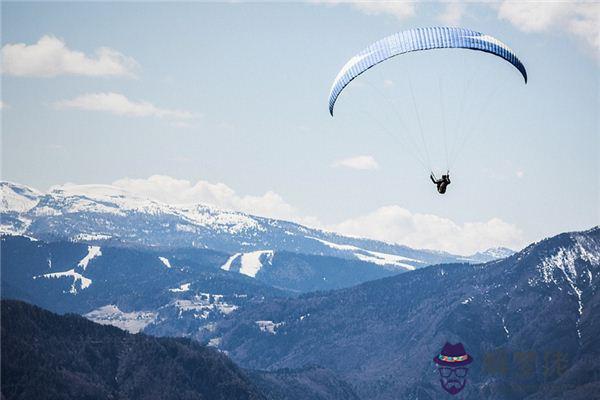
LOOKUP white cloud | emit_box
[497,2,571,33]
[515,170,524,179]
[313,0,416,20]
[351,1,416,20]
[332,155,380,170]
[111,175,319,226]
[496,1,600,57]
[1,35,138,77]
[438,1,466,26]
[314,1,599,60]
[0,101,7,109]
[331,205,524,255]
[54,92,194,121]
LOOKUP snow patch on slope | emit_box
[171,293,238,319]
[240,250,274,277]
[309,237,418,270]
[256,320,285,334]
[169,283,191,292]
[34,269,92,294]
[158,256,172,269]
[354,250,417,270]
[221,253,241,271]
[309,237,359,252]
[72,233,112,241]
[78,246,102,270]
[85,305,157,333]
[502,316,510,338]
[220,250,274,278]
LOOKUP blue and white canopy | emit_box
[328,27,527,116]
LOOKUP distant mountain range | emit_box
[211,227,600,400]
[0,181,511,269]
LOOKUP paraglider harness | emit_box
[430,172,451,194]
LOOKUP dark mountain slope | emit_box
[0,235,401,344]
[0,235,258,314]
[1,235,291,343]
[249,366,360,400]
[256,251,397,293]
[215,227,600,400]
[1,300,265,400]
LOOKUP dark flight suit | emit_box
[430,174,451,194]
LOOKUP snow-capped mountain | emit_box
[0,181,496,269]
[0,182,41,213]
[466,246,516,263]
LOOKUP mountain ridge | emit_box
[0,181,508,267]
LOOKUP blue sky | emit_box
[1,1,598,254]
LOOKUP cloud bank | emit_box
[1,35,138,77]
[111,175,524,255]
[54,92,194,121]
[438,1,466,26]
[314,0,415,20]
[331,205,524,255]
[496,1,600,57]
[332,155,380,170]
[314,1,600,58]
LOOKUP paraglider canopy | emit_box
[328,27,527,116]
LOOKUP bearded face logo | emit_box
[438,366,469,395]
[433,342,473,395]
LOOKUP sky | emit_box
[1,1,598,255]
